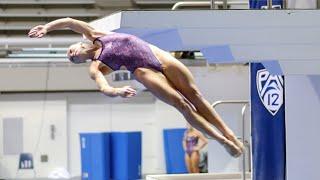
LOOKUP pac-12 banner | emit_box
[250,63,286,180]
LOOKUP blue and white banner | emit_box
[250,63,286,180]
[250,0,283,9]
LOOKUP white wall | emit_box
[286,75,320,180]
[0,94,67,179]
[0,64,250,179]
[288,0,317,9]
[67,93,112,177]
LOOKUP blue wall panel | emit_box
[163,128,187,174]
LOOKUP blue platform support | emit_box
[250,63,286,180]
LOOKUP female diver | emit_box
[28,18,244,157]
[183,124,208,173]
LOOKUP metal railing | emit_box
[1,47,68,59]
[172,0,249,10]
[172,0,287,10]
[211,100,250,180]
[0,0,95,5]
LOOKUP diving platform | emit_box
[91,10,320,75]
[90,10,320,180]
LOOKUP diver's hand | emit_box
[28,25,48,38]
[193,147,200,152]
[115,86,137,98]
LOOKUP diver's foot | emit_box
[220,138,242,158]
[222,131,245,153]
[228,135,245,153]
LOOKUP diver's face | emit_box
[67,42,89,64]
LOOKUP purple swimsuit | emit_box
[93,32,163,73]
[186,136,199,156]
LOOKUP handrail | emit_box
[0,0,95,5]
[0,37,82,47]
[241,103,249,180]
[172,0,287,10]
[172,1,211,10]
[212,100,249,107]
[210,100,250,180]
[172,1,249,10]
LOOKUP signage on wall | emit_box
[256,69,284,116]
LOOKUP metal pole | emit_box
[171,1,249,10]
[222,0,228,9]
[283,0,287,9]
[241,104,248,180]
[267,0,273,9]
[211,0,215,9]
[212,100,249,107]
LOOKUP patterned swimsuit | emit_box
[93,32,163,73]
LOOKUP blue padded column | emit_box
[163,128,187,174]
[110,132,142,180]
[250,63,286,180]
[80,133,111,180]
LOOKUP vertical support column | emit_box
[250,63,286,180]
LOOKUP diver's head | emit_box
[67,42,93,64]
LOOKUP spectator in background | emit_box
[183,123,208,173]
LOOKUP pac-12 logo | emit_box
[256,69,284,116]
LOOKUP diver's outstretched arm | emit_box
[89,61,137,98]
[28,18,107,41]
